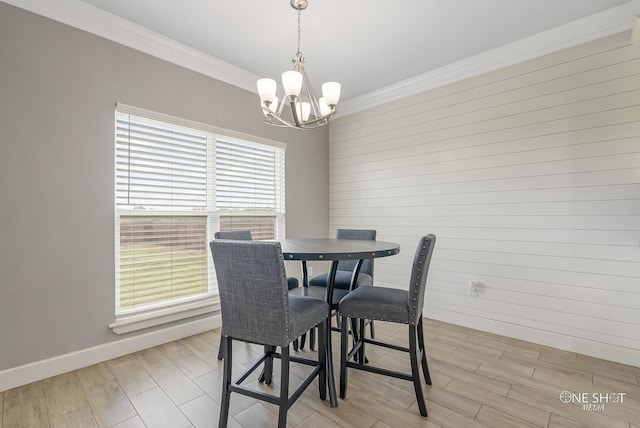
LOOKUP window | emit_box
[216,139,285,240]
[113,105,285,330]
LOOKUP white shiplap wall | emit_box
[329,32,640,367]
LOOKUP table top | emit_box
[280,238,400,261]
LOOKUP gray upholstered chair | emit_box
[292,228,376,349]
[210,239,328,428]
[308,228,376,291]
[213,229,252,240]
[338,234,436,417]
[214,230,300,359]
[214,230,299,289]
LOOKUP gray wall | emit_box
[0,2,329,371]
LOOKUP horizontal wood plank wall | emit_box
[329,31,640,367]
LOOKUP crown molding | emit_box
[338,0,640,117]
[0,0,259,93]
[3,0,640,117]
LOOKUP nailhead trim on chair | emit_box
[409,246,427,322]
[287,314,329,343]
[281,258,290,337]
[345,245,430,326]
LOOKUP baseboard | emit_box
[0,314,222,392]
[427,309,640,368]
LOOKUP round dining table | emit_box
[280,238,401,407]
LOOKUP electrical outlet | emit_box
[468,280,479,297]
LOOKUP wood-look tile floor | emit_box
[2,319,640,427]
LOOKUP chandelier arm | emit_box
[262,106,294,127]
[299,110,333,126]
[263,111,296,128]
[299,65,321,117]
[263,109,329,129]
[275,95,285,115]
[262,99,334,127]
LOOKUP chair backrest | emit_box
[210,240,291,347]
[214,230,252,240]
[336,229,377,276]
[407,234,436,326]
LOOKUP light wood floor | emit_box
[2,318,640,428]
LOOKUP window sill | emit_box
[109,297,220,334]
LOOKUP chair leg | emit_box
[369,319,375,339]
[260,345,274,385]
[417,317,432,385]
[293,338,299,351]
[317,319,327,401]
[218,336,232,428]
[409,325,428,417]
[310,327,315,351]
[299,332,306,349]
[339,315,349,399]
[277,346,290,428]
[348,318,369,365]
[358,318,366,364]
[217,335,225,360]
[349,317,359,361]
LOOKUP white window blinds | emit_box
[116,114,208,210]
[216,139,285,240]
[115,108,285,315]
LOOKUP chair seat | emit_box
[309,271,372,290]
[288,296,329,341]
[288,285,350,306]
[339,285,410,324]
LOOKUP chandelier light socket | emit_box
[257,78,277,103]
[321,82,341,106]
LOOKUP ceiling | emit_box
[8,0,638,112]
[75,0,634,101]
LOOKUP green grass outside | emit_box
[118,244,208,311]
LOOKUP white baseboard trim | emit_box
[427,308,640,368]
[0,314,222,392]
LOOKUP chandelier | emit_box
[256,0,341,129]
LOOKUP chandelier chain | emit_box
[296,8,302,54]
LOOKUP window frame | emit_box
[110,104,286,334]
